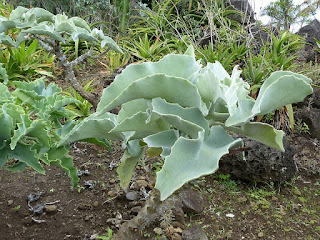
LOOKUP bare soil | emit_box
[0,134,320,240]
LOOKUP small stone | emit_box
[130,206,142,213]
[271,196,278,201]
[172,233,183,240]
[173,227,183,234]
[134,180,148,190]
[109,179,116,184]
[258,232,264,238]
[83,170,91,176]
[108,190,117,197]
[45,205,57,213]
[126,191,138,201]
[237,197,247,203]
[7,200,13,206]
[182,226,208,240]
[165,226,175,238]
[93,201,99,208]
[154,227,163,235]
[226,213,235,218]
[77,170,83,177]
[84,180,95,189]
[179,190,204,213]
[85,215,90,221]
[0,202,3,205]
[172,221,185,229]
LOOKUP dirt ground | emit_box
[0,133,320,240]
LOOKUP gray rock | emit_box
[182,226,208,240]
[295,108,320,140]
[218,137,296,183]
[297,19,320,62]
[179,190,204,214]
[125,191,138,201]
[225,0,255,24]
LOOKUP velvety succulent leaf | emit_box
[5,103,25,123]
[225,99,255,127]
[143,129,179,157]
[48,146,79,187]
[0,83,10,102]
[27,120,50,148]
[0,33,15,47]
[9,6,29,20]
[10,115,32,150]
[229,122,285,152]
[0,63,8,84]
[196,67,224,110]
[0,20,17,33]
[70,17,91,32]
[0,104,14,142]
[152,98,209,137]
[28,8,54,22]
[0,146,9,168]
[97,53,202,112]
[55,21,75,33]
[8,143,45,174]
[117,99,150,123]
[97,74,208,115]
[252,72,313,116]
[156,126,243,200]
[22,23,65,42]
[58,112,123,146]
[71,28,97,42]
[6,161,27,172]
[117,149,145,190]
[111,111,169,139]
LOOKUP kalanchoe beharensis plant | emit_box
[0,78,84,187]
[59,46,313,200]
[0,6,122,108]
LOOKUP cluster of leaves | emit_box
[0,78,79,186]
[58,47,313,200]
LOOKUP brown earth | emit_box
[0,134,320,240]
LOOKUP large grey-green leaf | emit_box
[22,24,65,42]
[151,98,209,138]
[9,6,28,20]
[97,74,208,115]
[117,149,145,189]
[0,33,15,47]
[156,126,243,200]
[228,122,285,152]
[252,72,313,116]
[143,129,179,157]
[97,53,202,112]
[58,112,123,146]
[0,63,8,84]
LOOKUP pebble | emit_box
[126,191,138,201]
[45,205,58,213]
[93,201,99,208]
[258,232,264,238]
[108,190,117,197]
[109,179,116,184]
[272,196,278,201]
[130,206,142,213]
[7,200,13,206]
[154,227,162,235]
[134,180,148,190]
[172,221,186,229]
[179,190,204,213]
[182,226,208,240]
[172,233,183,240]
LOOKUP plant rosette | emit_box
[59,46,313,200]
